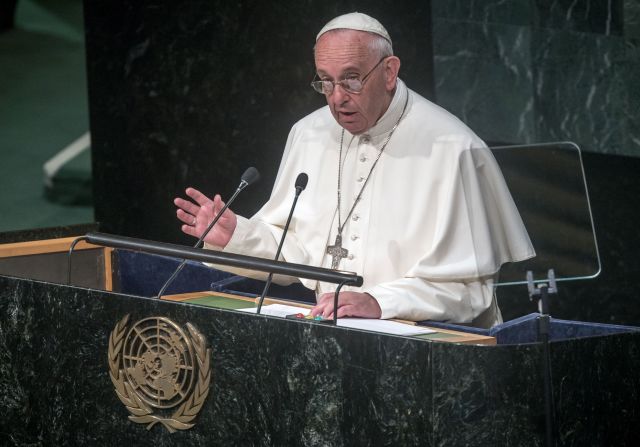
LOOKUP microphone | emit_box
[295,172,308,194]
[156,166,260,299]
[240,166,261,190]
[256,173,308,314]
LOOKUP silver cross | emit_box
[326,234,349,270]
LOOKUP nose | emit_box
[328,83,350,106]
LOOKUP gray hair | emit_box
[314,29,394,58]
[368,33,394,58]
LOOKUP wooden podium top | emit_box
[164,291,496,345]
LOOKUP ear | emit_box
[383,56,401,91]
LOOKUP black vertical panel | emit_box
[84,0,434,244]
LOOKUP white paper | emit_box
[238,304,310,318]
[337,318,435,336]
[239,304,435,336]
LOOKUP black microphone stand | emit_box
[257,174,307,314]
[332,281,350,325]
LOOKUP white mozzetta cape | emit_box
[211,80,535,327]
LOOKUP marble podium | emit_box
[0,228,638,446]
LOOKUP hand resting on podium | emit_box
[311,291,382,319]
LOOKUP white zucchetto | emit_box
[316,12,392,43]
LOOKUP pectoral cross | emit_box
[326,234,349,270]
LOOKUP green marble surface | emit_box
[184,295,255,310]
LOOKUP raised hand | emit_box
[174,187,237,248]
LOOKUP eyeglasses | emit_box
[310,57,387,95]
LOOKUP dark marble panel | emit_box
[2,275,639,444]
[625,0,640,40]
[433,19,535,144]
[432,334,640,446]
[619,41,640,154]
[85,0,434,244]
[432,343,547,446]
[550,332,640,446]
[535,0,624,35]
[431,0,640,157]
[430,0,640,326]
[432,0,533,26]
[0,275,438,446]
[531,28,630,155]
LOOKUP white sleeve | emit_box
[366,276,499,326]
[202,123,314,285]
[204,215,306,285]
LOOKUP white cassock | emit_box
[206,79,535,327]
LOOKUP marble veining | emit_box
[433,20,534,144]
[431,0,639,156]
[1,273,638,445]
[534,0,623,35]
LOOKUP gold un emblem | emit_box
[108,315,211,432]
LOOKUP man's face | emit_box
[314,31,396,135]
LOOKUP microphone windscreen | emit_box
[295,173,309,191]
[241,167,261,186]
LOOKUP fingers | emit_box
[311,293,336,318]
[175,188,236,247]
[174,197,200,216]
[186,187,214,207]
[180,223,199,238]
[312,302,355,319]
[176,209,196,225]
[311,292,381,319]
[314,302,353,319]
[175,189,225,227]
[336,304,359,319]
[311,306,334,319]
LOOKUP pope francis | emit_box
[174,12,535,327]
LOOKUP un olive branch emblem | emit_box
[108,315,211,433]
